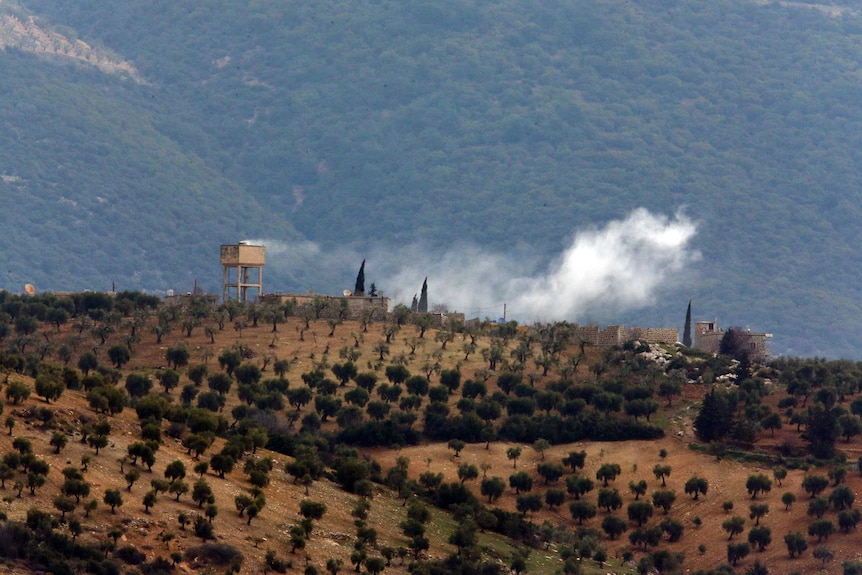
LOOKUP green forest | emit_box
[2,0,862,357]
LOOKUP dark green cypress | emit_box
[682,300,692,347]
[418,278,428,313]
[694,389,734,442]
[354,260,366,296]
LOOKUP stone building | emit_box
[429,311,466,328]
[694,320,772,359]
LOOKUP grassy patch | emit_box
[369,493,561,571]
[422,506,563,572]
[686,441,828,470]
[649,413,674,430]
[582,558,638,574]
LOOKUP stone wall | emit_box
[260,293,391,320]
[574,325,600,344]
[628,327,679,345]
[164,294,218,308]
[570,324,680,347]
[598,325,625,346]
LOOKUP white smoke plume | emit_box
[248,208,698,323]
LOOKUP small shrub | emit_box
[140,557,174,575]
[165,422,186,439]
[115,545,146,565]
[593,548,607,564]
[184,543,243,566]
[265,549,290,573]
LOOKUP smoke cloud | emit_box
[248,208,698,323]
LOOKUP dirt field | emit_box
[2,312,860,574]
[373,436,862,573]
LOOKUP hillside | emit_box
[1,294,862,573]
[3,0,862,357]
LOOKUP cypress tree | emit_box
[682,300,692,347]
[411,295,419,312]
[807,403,840,459]
[354,260,366,296]
[694,389,734,442]
[418,278,428,313]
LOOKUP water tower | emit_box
[220,242,265,302]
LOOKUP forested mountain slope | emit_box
[3,0,862,357]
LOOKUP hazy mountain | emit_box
[3,0,862,357]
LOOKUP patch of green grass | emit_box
[364,477,566,571]
[476,533,561,573]
[652,414,672,429]
[580,558,638,575]
[686,441,823,470]
[423,507,561,572]
[425,512,641,574]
